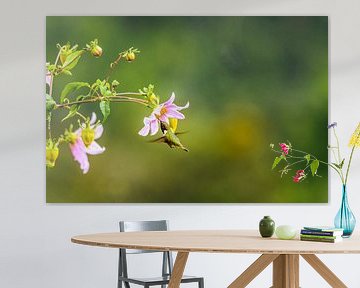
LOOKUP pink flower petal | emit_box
[86,141,105,155]
[163,92,176,106]
[150,118,159,135]
[166,109,185,119]
[167,110,185,119]
[90,112,97,125]
[46,72,53,87]
[70,139,90,174]
[81,160,90,174]
[153,105,162,116]
[158,114,169,123]
[177,101,190,110]
[94,124,104,139]
[74,128,82,136]
[138,125,150,136]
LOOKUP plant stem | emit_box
[345,146,356,185]
[56,96,148,108]
[332,127,346,181]
[272,148,344,182]
[47,50,62,140]
[106,52,123,81]
[333,127,342,161]
[49,50,61,98]
[116,92,145,97]
[63,106,87,121]
[56,95,148,108]
[285,159,306,168]
[109,99,149,106]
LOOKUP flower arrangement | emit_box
[270,122,360,185]
[46,39,190,174]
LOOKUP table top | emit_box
[71,230,360,254]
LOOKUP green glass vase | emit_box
[259,216,275,238]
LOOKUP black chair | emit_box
[118,220,204,288]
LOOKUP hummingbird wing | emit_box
[174,131,189,136]
[147,136,166,143]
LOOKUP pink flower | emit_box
[138,114,159,136]
[69,113,105,174]
[46,70,53,87]
[279,143,289,155]
[153,92,189,123]
[293,169,305,183]
[138,92,189,137]
[70,137,90,173]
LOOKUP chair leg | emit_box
[198,278,204,288]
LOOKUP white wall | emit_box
[1,1,360,287]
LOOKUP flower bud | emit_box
[126,52,136,62]
[46,145,59,168]
[169,118,178,133]
[149,93,159,106]
[67,132,78,145]
[81,127,95,147]
[91,45,103,57]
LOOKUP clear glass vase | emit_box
[334,185,356,237]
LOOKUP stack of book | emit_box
[300,226,344,243]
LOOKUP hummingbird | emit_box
[149,120,189,152]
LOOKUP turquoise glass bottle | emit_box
[334,185,356,237]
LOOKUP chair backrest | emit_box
[119,220,169,254]
[118,220,174,282]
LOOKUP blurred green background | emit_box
[46,16,328,203]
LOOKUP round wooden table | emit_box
[72,230,360,288]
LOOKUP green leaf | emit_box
[62,69,72,76]
[62,50,84,70]
[112,80,119,87]
[339,158,345,169]
[272,156,282,169]
[60,82,90,103]
[99,85,107,96]
[304,154,311,164]
[62,105,79,122]
[100,101,111,123]
[76,95,87,101]
[310,160,320,176]
[333,159,345,169]
[46,94,56,112]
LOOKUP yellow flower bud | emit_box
[81,127,95,147]
[169,118,178,133]
[68,132,78,144]
[46,145,59,168]
[126,52,136,62]
[60,53,67,65]
[91,45,103,57]
[149,93,159,106]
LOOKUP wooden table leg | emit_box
[301,254,347,288]
[168,252,189,288]
[272,254,299,288]
[228,254,279,288]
